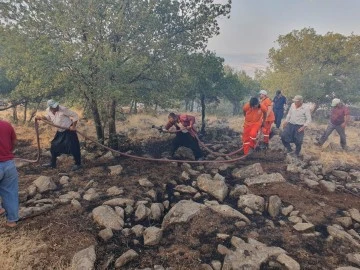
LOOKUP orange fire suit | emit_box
[260,97,275,144]
[242,103,267,154]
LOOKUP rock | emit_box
[232,163,264,179]
[33,176,57,193]
[293,223,314,232]
[229,185,249,198]
[114,206,124,219]
[222,238,285,270]
[288,216,302,224]
[59,191,81,201]
[83,189,100,201]
[180,171,190,181]
[208,204,250,223]
[131,224,145,237]
[174,146,195,160]
[134,204,151,222]
[162,200,205,229]
[146,189,157,201]
[106,186,124,196]
[59,176,70,185]
[174,185,198,195]
[19,205,55,219]
[349,208,360,223]
[238,194,265,212]
[143,227,163,245]
[268,195,282,218]
[336,217,353,228]
[211,260,222,270]
[28,185,37,197]
[71,199,82,210]
[196,174,229,202]
[319,180,336,192]
[281,205,294,216]
[138,178,154,187]
[332,170,350,181]
[276,254,300,270]
[217,244,231,255]
[327,225,360,247]
[108,165,123,175]
[304,178,319,188]
[71,245,96,270]
[98,228,113,241]
[150,203,164,221]
[92,205,124,230]
[334,267,360,270]
[244,173,286,186]
[217,234,230,240]
[103,198,135,207]
[347,253,360,267]
[114,249,139,268]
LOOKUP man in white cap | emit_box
[281,95,311,156]
[315,98,349,150]
[36,99,82,171]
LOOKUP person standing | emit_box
[0,120,19,227]
[36,99,82,171]
[281,95,311,156]
[315,98,350,150]
[273,90,287,129]
[242,97,267,155]
[163,112,204,160]
[259,90,275,148]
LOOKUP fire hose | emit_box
[16,120,254,164]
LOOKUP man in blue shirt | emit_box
[273,90,287,128]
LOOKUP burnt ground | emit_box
[3,129,360,270]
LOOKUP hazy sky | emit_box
[207,0,360,75]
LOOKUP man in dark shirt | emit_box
[273,90,287,128]
[315,98,350,150]
[0,120,19,227]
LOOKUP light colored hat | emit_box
[47,99,59,108]
[331,98,341,107]
[259,90,267,95]
[292,95,303,102]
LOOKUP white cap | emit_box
[259,90,267,95]
[47,99,59,108]
[331,98,341,107]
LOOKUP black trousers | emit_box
[274,109,284,128]
[171,132,203,159]
[281,123,304,155]
[50,130,81,166]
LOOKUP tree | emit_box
[0,0,232,144]
[261,28,360,107]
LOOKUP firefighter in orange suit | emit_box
[259,90,275,148]
[242,97,267,155]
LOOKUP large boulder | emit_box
[92,205,124,230]
[71,245,96,270]
[232,163,264,180]
[244,173,285,186]
[33,176,57,193]
[162,200,205,229]
[238,194,265,212]
[196,174,229,202]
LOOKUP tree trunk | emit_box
[28,99,43,123]
[23,100,28,124]
[12,105,18,124]
[108,99,118,149]
[86,98,104,144]
[232,101,241,116]
[200,93,206,134]
[190,99,194,112]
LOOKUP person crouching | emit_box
[163,113,204,161]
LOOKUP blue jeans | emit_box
[0,160,19,222]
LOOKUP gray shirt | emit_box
[285,103,311,126]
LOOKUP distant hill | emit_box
[216,53,268,77]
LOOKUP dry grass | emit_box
[0,229,69,270]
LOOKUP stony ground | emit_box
[1,117,360,270]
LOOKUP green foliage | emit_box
[0,0,231,140]
[259,28,360,105]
